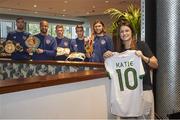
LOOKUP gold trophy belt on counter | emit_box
[4,40,16,54]
[56,47,70,56]
[66,52,86,61]
[0,40,24,54]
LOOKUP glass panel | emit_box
[71,26,76,39]
[64,25,71,39]
[0,21,14,39]
[84,27,91,37]
[49,24,56,37]
[28,22,39,35]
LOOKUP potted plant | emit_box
[104,4,141,40]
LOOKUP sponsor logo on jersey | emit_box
[13,36,16,39]
[64,42,68,47]
[101,39,106,45]
[74,44,78,48]
[46,39,51,44]
[23,36,27,40]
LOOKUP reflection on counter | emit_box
[0,62,99,80]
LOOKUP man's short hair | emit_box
[75,25,84,31]
[16,17,24,22]
[40,20,48,26]
[56,24,64,30]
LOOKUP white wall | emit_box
[0,77,116,119]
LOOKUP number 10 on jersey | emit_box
[116,68,138,91]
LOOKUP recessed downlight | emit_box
[64,0,68,4]
[105,0,109,3]
[33,4,37,8]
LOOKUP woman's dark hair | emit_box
[118,19,137,52]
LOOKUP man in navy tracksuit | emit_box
[27,20,57,60]
[89,19,113,62]
[70,25,89,61]
[54,24,70,61]
[6,17,31,60]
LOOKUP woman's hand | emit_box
[103,50,113,59]
[135,50,158,69]
[135,50,144,58]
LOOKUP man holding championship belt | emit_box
[69,25,89,61]
[25,35,40,55]
[55,24,70,61]
[6,17,31,60]
[27,20,57,60]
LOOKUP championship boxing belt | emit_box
[4,40,16,54]
[56,47,70,56]
[25,36,40,55]
[0,44,4,53]
[66,52,86,61]
[15,43,23,52]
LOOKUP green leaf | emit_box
[104,4,141,38]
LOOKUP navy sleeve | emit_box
[6,32,12,40]
[44,38,57,57]
[70,39,75,52]
[106,36,114,51]
[68,38,71,48]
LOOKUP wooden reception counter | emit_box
[0,69,107,94]
[0,58,105,67]
[0,59,106,94]
[0,60,112,119]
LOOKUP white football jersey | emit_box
[105,50,145,117]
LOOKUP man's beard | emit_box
[78,34,83,39]
[41,29,47,34]
[17,26,24,31]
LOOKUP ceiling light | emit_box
[34,11,38,14]
[92,5,96,9]
[63,9,66,12]
[64,0,68,4]
[62,14,65,16]
[33,4,37,8]
[105,0,109,3]
[86,12,90,15]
